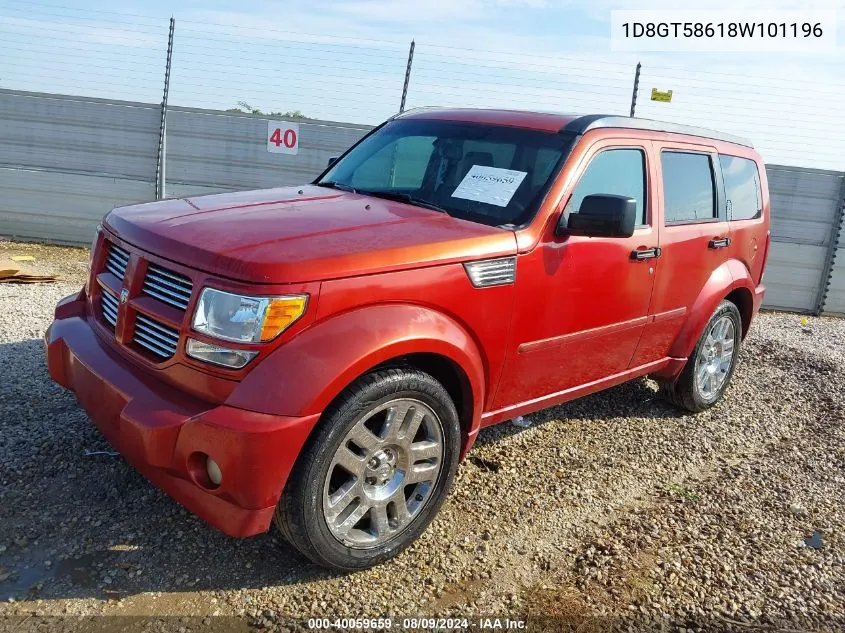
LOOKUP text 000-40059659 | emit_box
[306,617,527,630]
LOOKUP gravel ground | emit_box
[0,241,843,631]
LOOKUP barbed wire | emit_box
[1,1,844,167]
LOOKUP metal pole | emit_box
[155,17,175,200]
[399,40,415,113]
[629,61,641,118]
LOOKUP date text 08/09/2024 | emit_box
[307,618,526,630]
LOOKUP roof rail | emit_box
[562,115,753,148]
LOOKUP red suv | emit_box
[46,109,769,569]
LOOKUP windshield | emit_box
[317,118,575,227]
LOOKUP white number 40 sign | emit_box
[267,121,299,154]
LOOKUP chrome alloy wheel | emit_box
[322,398,445,548]
[694,315,736,400]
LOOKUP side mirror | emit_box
[327,156,339,168]
[556,194,637,238]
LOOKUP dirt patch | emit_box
[0,240,89,287]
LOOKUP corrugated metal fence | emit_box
[164,106,371,198]
[0,91,159,244]
[0,89,370,243]
[764,166,845,313]
[1,88,844,315]
[821,188,845,315]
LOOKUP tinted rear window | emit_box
[720,155,762,221]
[661,152,716,224]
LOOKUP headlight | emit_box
[192,288,308,343]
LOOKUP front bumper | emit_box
[45,291,320,537]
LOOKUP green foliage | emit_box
[665,483,699,502]
[227,101,308,119]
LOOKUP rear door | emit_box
[630,141,730,366]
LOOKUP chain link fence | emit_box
[3,3,844,170]
[1,2,845,314]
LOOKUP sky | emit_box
[1,0,844,168]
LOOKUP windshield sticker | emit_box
[451,166,528,207]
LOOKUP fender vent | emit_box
[464,257,517,288]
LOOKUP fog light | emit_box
[206,457,222,486]
[186,338,257,369]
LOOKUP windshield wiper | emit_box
[359,190,449,214]
[317,181,359,193]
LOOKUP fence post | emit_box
[815,175,845,314]
[399,40,415,113]
[629,61,641,118]
[155,17,175,200]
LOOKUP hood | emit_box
[104,185,517,283]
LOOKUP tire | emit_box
[660,300,742,413]
[274,368,461,570]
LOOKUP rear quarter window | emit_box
[719,155,762,221]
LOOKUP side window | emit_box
[661,152,717,223]
[564,148,647,225]
[350,136,435,190]
[720,155,762,221]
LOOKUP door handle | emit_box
[708,237,731,249]
[631,247,661,260]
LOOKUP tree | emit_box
[226,101,308,120]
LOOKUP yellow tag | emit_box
[800,317,809,326]
[651,88,673,102]
[11,255,36,262]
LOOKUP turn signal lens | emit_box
[186,338,258,369]
[260,296,308,341]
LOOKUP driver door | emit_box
[493,141,659,409]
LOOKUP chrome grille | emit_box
[105,243,129,280]
[133,314,179,359]
[142,264,193,311]
[100,289,118,328]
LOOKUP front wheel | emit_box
[660,300,742,412]
[274,368,460,570]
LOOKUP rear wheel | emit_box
[274,368,460,570]
[660,300,742,412]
